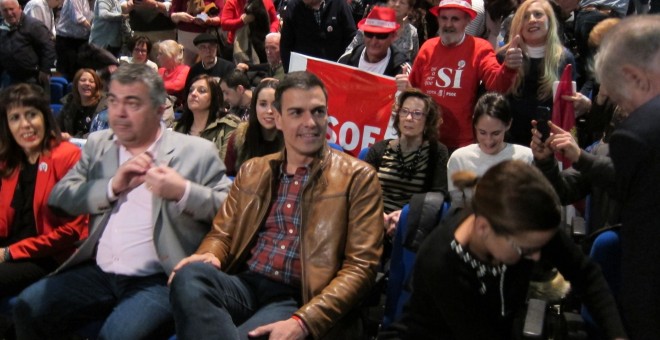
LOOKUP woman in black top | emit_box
[382,160,626,339]
[57,68,108,138]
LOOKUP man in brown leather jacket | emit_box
[168,71,384,340]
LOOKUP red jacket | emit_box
[220,0,279,44]
[0,141,88,263]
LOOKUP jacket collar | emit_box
[268,143,332,180]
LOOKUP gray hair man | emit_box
[594,15,660,339]
[13,64,232,339]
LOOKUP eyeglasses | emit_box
[507,237,543,257]
[364,32,391,40]
[133,48,148,54]
[398,108,426,120]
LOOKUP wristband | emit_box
[291,315,308,337]
[3,247,11,262]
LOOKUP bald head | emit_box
[595,15,660,113]
[0,0,21,26]
[265,33,281,66]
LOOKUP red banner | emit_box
[290,53,396,156]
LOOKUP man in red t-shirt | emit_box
[396,0,523,151]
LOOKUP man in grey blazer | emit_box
[13,64,232,339]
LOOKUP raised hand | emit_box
[504,35,524,70]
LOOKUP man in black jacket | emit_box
[280,0,356,72]
[0,0,55,89]
[338,6,409,77]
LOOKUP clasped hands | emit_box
[111,151,187,201]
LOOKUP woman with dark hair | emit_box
[224,78,283,176]
[447,92,533,206]
[0,84,87,298]
[383,160,627,339]
[365,88,448,236]
[173,74,240,159]
[57,68,108,138]
[118,35,159,71]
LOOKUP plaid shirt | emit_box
[247,165,309,287]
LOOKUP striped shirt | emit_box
[377,142,430,213]
[247,165,308,287]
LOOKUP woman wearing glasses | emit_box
[118,36,159,72]
[381,160,627,339]
[364,88,448,237]
[446,93,533,207]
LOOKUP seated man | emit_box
[338,6,410,77]
[13,64,232,339]
[184,33,236,92]
[236,32,285,86]
[220,70,253,120]
[169,71,384,339]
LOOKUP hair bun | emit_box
[452,171,479,190]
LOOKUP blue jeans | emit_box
[13,263,173,339]
[170,262,301,340]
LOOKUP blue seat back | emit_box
[581,229,621,337]
[50,76,68,86]
[50,103,63,118]
[357,147,370,160]
[50,82,64,104]
[328,142,344,152]
[382,200,450,329]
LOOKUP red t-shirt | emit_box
[409,35,517,149]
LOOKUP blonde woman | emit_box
[498,0,588,146]
[157,39,191,106]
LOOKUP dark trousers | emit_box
[0,258,58,298]
[170,263,301,340]
[55,36,88,81]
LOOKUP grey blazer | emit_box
[48,128,232,275]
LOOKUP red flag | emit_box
[552,64,576,168]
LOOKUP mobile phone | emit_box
[536,106,551,142]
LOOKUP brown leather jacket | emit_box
[196,146,384,338]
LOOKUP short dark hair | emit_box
[464,160,561,235]
[393,88,440,141]
[0,84,62,177]
[272,71,328,112]
[221,70,251,90]
[128,35,153,55]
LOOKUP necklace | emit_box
[395,142,423,180]
[451,239,505,294]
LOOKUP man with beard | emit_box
[396,0,523,152]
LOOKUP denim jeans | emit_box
[13,263,172,339]
[170,262,301,340]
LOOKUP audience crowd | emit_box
[1,0,659,337]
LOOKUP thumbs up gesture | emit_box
[504,35,524,70]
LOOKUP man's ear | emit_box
[474,215,491,238]
[237,85,245,94]
[273,107,282,130]
[621,64,651,93]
